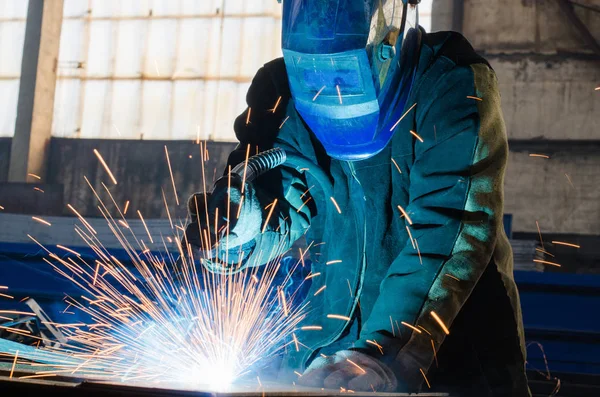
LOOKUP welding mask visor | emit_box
[282,0,420,161]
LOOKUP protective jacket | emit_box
[222,31,530,396]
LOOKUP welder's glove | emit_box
[183,174,262,261]
[299,350,397,392]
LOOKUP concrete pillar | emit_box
[431,0,463,32]
[8,0,64,183]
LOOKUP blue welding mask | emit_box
[282,0,421,161]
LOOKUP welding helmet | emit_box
[281,0,421,161]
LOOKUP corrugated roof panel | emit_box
[215,17,243,78]
[110,81,142,139]
[86,20,114,77]
[117,0,151,17]
[0,0,29,18]
[172,80,209,141]
[181,0,220,16]
[239,17,281,78]
[114,20,145,77]
[63,0,88,18]
[141,81,172,139]
[52,79,81,137]
[211,81,244,142]
[0,80,19,137]
[175,18,219,78]
[80,80,110,138]
[57,20,85,78]
[149,0,182,17]
[0,21,27,76]
[143,19,178,78]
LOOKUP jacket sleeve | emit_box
[212,60,313,269]
[354,63,510,385]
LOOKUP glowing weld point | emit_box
[327,314,351,322]
[410,130,424,143]
[93,149,118,185]
[400,321,422,334]
[529,153,550,159]
[430,311,450,335]
[551,241,580,249]
[32,216,51,226]
[533,259,561,267]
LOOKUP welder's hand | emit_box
[184,175,262,254]
[299,350,397,392]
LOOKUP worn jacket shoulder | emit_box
[422,30,491,69]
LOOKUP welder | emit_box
[184,1,530,395]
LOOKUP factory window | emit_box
[0,0,433,141]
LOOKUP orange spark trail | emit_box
[9,351,18,378]
[279,116,290,129]
[271,96,282,113]
[430,311,450,335]
[401,321,422,334]
[397,205,413,225]
[301,326,323,331]
[246,107,252,125]
[93,149,118,185]
[420,368,431,388]
[313,86,326,101]
[327,314,350,321]
[32,216,51,226]
[137,210,153,244]
[390,103,417,131]
[346,359,366,374]
[164,145,179,206]
[391,158,402,174]
[410,130,424,143]
[529,154,550,159]
[534,259,562,267]
[330,197,342,214]
[336,85,343,104]
[552,241,580,249]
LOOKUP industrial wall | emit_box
[433,0,600,237]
